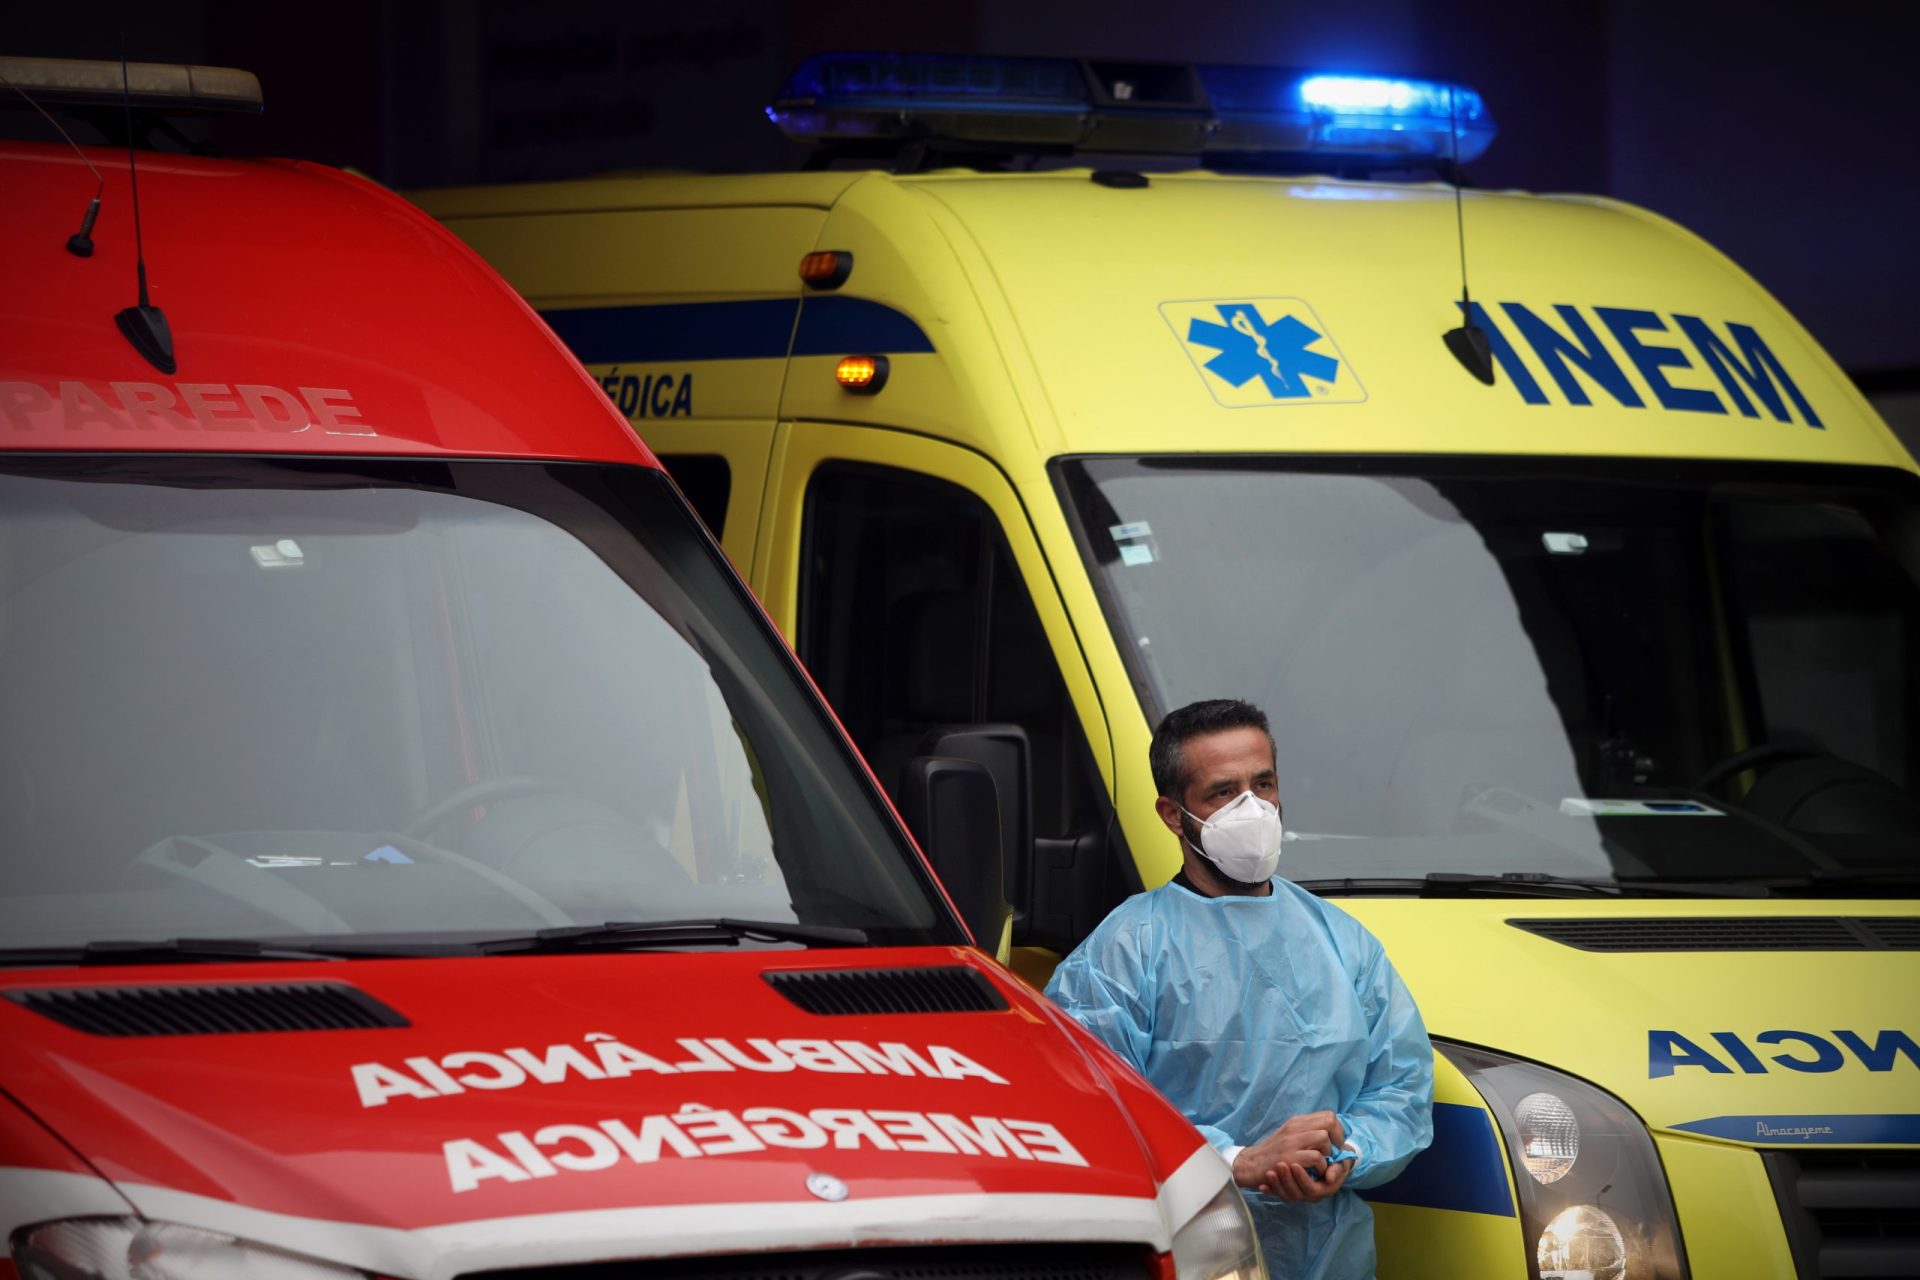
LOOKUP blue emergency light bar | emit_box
[767,53,1496,166]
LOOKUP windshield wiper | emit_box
[1732,870,1920,896]
[0,937,403,967]
[1296,874,1615,898]
[476,917,869,955]
[1297,873,1768,899]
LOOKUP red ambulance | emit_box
[0,59,1251,1280]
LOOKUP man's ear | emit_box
[1153,795,1185,837]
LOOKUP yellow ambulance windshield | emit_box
[1059,455,1920,888]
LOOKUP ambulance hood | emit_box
[0,950,1216,1272]
[1356,898,1920,1145]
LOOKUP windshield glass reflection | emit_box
[1059,456,1920,887]
[0,458,947,951]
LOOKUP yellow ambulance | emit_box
[416,54,1920,1280]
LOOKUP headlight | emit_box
[1171,1182,1267,1280]
[1440,1044,1688,1280]
[1515,1090,1580,1184]
[12,1219,372,1280]
[1538,1204,1627,1280]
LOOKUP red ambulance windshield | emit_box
[0,457,952,955]
[1059,455,1920,893]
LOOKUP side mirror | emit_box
[910,724,1031,903]
[897,756,1011,955]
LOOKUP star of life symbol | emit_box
[1161,298,1365,407]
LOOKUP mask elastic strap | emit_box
[1174,807,1211,864]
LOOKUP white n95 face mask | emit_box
[1180,789,1284,883]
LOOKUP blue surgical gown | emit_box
[1045,876,1432,1280]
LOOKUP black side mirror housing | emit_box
[911,724,1030,903]
[899,722,1126,954]
[897,755,1011,954]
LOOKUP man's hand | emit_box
[1230,1111,1347,1189]
[1264,1157,1351,1202]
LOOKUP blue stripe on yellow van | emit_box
[1358,1101,1515,1217]
[792,295,936,356]
[541,300,795,364]
[540,297,932,366]
[1670,1113,1920,1144]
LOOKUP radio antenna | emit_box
[113,53,177,374]
[1440,85,1494,385]
[0,69,105,256]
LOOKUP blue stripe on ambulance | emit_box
[1671,1113,1920,1144]
[540,297,934,366]
[1358,1101,1516,1217]
[793,296,936,356]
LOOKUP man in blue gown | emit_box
[1046,698,1432,1280]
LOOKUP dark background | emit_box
[10,0,1918,435]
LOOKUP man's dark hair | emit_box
[1150,698,1275,799]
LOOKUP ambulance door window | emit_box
[658,454,730,540]
[1723,498,1919,789]
[798,465,1114,883]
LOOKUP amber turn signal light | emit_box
[835,355,888,394]
[799,250,854,289]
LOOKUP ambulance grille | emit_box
[1507,916,1920,952]
[1869,917,1920,948]
[465,1242,1151,1280]
[1765,1150,1920,1279]
[6,982,408,1036]
[763,966,1007,1015]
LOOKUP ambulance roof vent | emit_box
[6,982,408,1036]
[0,56,262,115]
[1509,916,1920,953]
[764,965,1008,1015]
[767,53,1494,172]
